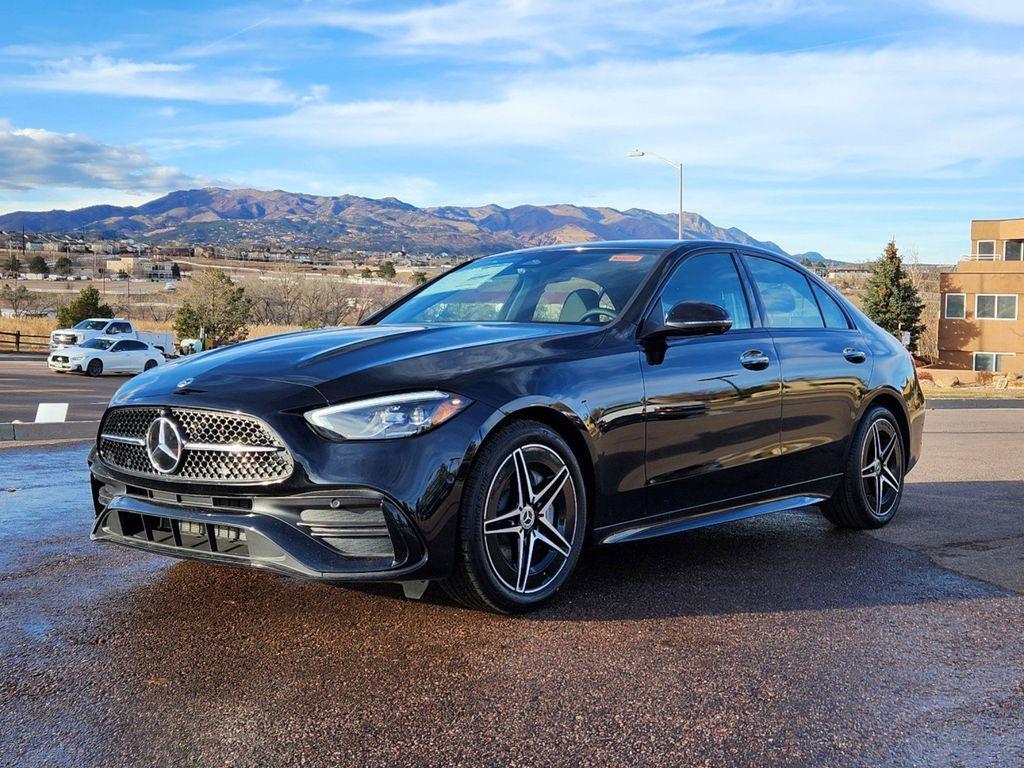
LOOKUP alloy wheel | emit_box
[482,444,579,595]
[860,419,903,518]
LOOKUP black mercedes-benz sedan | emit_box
[89,240,924,612]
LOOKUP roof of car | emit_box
[499,239,791,259]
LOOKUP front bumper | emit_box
[90,463,428,581]
[48,357,83,372]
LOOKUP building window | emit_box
[1005,241,1023,261]
[944,293,966,319]
[973,352,1014,373]
[975,294,1018,320]
[976,240,996,259]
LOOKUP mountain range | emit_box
[0,187,824,261]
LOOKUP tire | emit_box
[820,406,905,529]
[441,420,588,613]
[143,359,158,371]
[86,359,103,377]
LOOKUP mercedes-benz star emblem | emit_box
[145,416,184,474]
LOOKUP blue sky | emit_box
[2,0,1024,262]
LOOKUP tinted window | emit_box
[747,257,824,329]
[81,338,114,350]
[655,252,751,330]
[811,283,850,329]
[119,340,146,351]
[377,249,659,325]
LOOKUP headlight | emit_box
[305,391,471,440]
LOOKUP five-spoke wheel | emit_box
[859,418,903,520]
[821,406,905,529]
[442,421,587,612]
[482,444,578,595]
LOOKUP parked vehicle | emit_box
[50,318,174,354]
[89,241,925,613]
[49,336,165,376]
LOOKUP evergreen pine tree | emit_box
[56,287,114,328]
[861,239,926,353]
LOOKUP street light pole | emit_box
[627,149,684,240]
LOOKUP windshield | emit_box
[376,249,659,325]
[81,338,114,350]
[74,320,109,330]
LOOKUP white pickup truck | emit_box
[50,318,175,355]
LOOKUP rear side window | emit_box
[746,257,823,329]
[120,340,146,351]
[811,283,850,329]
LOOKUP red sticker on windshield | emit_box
[609,254,643,262]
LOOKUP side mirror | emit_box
[645,301,733,340]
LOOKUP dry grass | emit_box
[0,316,54,339]
[920,380,1024,399]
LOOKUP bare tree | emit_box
[1,284,40,316]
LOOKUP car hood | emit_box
[110,323,599,410]
[54,344,93,355]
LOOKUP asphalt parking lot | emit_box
[1,407,1022,767]
[0,355,126,423]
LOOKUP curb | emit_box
[0,420,100,442]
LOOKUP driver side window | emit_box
[655,252,752,330]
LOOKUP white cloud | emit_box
[17,56,297,105]
[0,121,201,192]
[233,47,1024,178]
[929,0,1024,24]
[270,0,818,60]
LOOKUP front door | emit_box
[641,250,783,517]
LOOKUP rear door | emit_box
[742,254,872,484]
[122,340,149,371]
[106,341,128,371]
[641,249,783,517]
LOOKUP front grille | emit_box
[52,355,69,363]
[99,406,294,484]
[54,333,77,345]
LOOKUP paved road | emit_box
[0,409,1022,767]
[0,355,126,423]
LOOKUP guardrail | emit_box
[0,330,51,352]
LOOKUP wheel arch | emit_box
[477,403,598,535]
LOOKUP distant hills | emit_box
[0,187,826,260]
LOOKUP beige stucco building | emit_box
[937,219,1024,374]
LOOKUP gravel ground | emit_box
[1,407,1022,768]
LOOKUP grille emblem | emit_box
[145,416,184,474]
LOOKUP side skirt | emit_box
[598,493,828,546]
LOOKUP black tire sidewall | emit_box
[87,359,102,377]
[461,422,587,611]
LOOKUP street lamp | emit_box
[627,149,684,240]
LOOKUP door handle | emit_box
[843,347,867,363]
[739,350,771,371]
